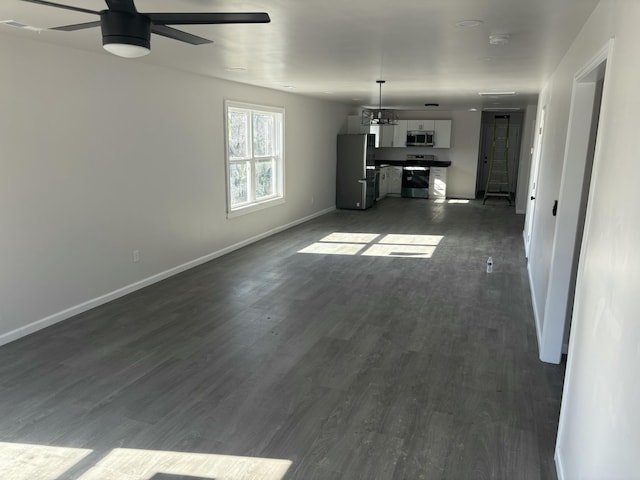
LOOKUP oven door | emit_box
[401,167,430,198]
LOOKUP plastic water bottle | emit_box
[487,256,493,273]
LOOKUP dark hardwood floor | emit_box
[0,198,565,480]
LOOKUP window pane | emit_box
[229,111,249,159]
[255,159,275,199]
[230,161,250,206]
[253,113,275,157]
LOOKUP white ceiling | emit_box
[0,0,600,111]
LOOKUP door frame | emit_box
[539,40,612,365]
[523,106,546,257]
[475,111,524,199]
[554,38,614,479]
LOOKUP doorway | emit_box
[523,107,546,258]
[475,111,523,200]
[538,44,609,364]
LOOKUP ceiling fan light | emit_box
[101,10,151,58]
[103,42,150,58]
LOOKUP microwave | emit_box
[406,130,434,147]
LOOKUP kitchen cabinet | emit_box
[393,120,407,148]
[378,167,390,199]
[387,167,403,195]
[376,125,395,148]
[348,116,451,148]
[434,120,452,148]
[407,119,435,131]
[429,166,448,199]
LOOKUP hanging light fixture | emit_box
[362,80,398,126]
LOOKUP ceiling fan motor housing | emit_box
[100,10,151,50]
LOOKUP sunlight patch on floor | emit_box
[79,448,292,480]
[0,442,92,480]
[434,199,470,204]
[298,232,443,258]
[0,443,292,480]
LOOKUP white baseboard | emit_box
[0,206,335,347]
[555,447,565,480]
[527,262,543,353]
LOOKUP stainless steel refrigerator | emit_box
[336,134,376,210]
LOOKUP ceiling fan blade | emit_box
[50,20,102,31]
[147,12,271,25]
[19,0,100,16]
[151,25,212,46]
[105,0,137,14]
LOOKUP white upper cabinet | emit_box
[407,120,435,131]
[434,120,452,148]
[346,116,451,149]
[378,125,395,148]
[393,120,407,148]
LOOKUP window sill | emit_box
[227,197,285,219]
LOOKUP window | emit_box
[225,101,284,216]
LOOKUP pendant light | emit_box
[362,80,398,126]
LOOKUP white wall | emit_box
[0,33,349,343]
[525,0,640,477]
[374,110,482,198]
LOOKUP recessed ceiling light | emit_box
[478,91,516,96]
[489,33,511,45]
[468,108,479,112]
[456,20,483,28]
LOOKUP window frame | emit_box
[224,100,285,218]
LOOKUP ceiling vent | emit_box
[0,20,42,32]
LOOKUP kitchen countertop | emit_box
[375,159,452,168]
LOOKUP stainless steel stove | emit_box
[402,155,432,198]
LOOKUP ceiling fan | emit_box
[20,0,270,58]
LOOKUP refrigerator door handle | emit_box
[357,179,367,184]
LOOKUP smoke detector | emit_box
[489,33,511,45]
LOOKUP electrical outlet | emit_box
[133,250,140,263]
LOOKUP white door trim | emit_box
[554,35,615,478]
